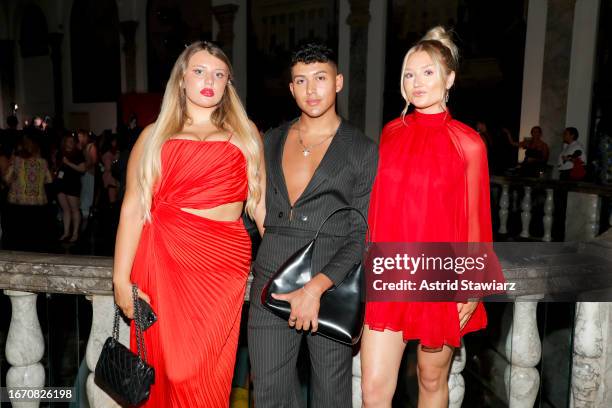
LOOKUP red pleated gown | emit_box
[130,139,251,407]
[364,111,492,348]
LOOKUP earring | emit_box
[445,90,449,103]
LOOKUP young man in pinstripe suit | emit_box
[249,42,378,407]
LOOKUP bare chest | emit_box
[282,130,331,206]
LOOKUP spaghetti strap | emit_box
[227,132,234,143]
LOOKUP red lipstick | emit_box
[200,88,215,97]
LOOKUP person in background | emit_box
[3,133,53,251]
[100,132,120,205]
[558,126,586,181]
[77,129,98,229]
[506,125,549,177]
[56,133,85,242]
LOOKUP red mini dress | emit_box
[364,111,492,348]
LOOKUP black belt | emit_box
[264,225,345,238]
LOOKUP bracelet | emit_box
[302,286,318,300]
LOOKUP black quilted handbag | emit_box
[262,206,368,345]
[95,285,155,406]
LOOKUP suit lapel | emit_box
[269,121,293,206]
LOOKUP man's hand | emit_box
[271,273,334,332]
[272,287,321,332]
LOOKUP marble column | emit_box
[119,21,139,94]
[347,0,370,131]
[449,342,466,408]
[539,0,576,167]
[571,302,605,407]
[48,33,64,122]
[337,0,351,119]
[0,39,16,125]
[4,290,45,408]
[565,192,602,241]
[518,0,547,162]
[85,295,129,408]
[504,300,541,407]
[364,0,386,141]
[212,4,239,60]
[565,0,600,156]
[212,1,246,102]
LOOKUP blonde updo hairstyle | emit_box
[400,26,459,117]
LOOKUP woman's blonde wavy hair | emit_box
[400,26,459,118]
[138,41,261,221]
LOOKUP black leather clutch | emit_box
[262,207,368,345]
[95,285,155,406]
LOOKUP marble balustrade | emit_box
[1,230,612,407]
[491,176,612,242]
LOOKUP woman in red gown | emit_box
[112,42,263,407]
[361,27,492,407]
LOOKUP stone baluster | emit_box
[520,186,532,238]
[498,184,510,234]
[542,188,554,242]
[85,295,129,408]
[504,300,541,407]
[585,194,601,239]
[571,302,604,407]
[351,352,362,408]
[449,341,466,408]
[4,290,45,408]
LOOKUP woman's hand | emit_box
[272,286,321,332]
[457,301,478,330]
[62,157,70,165]
[113,280,151,319]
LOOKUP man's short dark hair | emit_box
[290,41,337,69]
[566,127,579,140]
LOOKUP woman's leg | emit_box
[57,193,71,240]
[416,344,454,408]
[67,195,81,242]
[361,326,407,407]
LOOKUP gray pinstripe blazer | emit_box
[253,118,378,288]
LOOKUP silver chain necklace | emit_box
[296,119,339,157]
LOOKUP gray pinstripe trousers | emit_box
[248,279,353,408]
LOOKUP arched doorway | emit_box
[70,0,120,103]
[17,3,53,121]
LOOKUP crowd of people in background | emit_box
[0,109,590,256]
[0,113,142,254]
[474,120,587,180]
